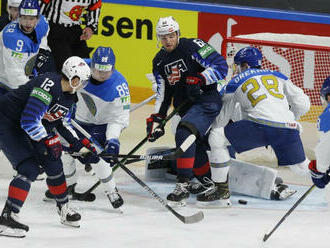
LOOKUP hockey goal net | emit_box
[222,33,330,122]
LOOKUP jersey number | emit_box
[241,75,284,107]
[116,83,129,97]
[40,78,55,92]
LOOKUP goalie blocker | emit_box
[145,147,296,200]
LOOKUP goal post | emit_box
[222,33,330,122]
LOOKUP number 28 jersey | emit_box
[222,68,310,124]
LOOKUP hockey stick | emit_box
[263,184,316,242]
[73,101,204,223]
[130,94,157,112]
[99,134,196,161]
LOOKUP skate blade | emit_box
[167,200,186,208]
[0,225,26,238]
[279,189,297,200]
[43,197,55,202]
[197,199,232,208]
[60,220,80,228]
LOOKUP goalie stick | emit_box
[263,184,316,242]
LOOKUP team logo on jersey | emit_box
[65,5,86,21]
[165,59,187,85]
[43,104,69,122]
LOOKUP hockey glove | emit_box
[104,138,120,166]
[185,73,206,101]
[146,113,165,142]
[69,138,100,164]
[42,133,63,160]
[34,49,51,75]
[309,160,330,189]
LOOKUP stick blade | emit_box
[179,210,204,224]
[263,234,269,242]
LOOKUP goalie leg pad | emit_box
[145,147,174,181]
[228,159,277,199]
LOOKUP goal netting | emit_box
[222,33,330,122]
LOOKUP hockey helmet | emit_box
[19,0,40,16]
[320,76,330,104]
[234,46,262,68]
[91,46,115,81]
[156,16,180,38]
[62,56,91,92]
[8,0,22,8]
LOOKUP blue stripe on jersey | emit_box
[192,50,228,83]
[225,69,288,94]
[21,97,48,141]
[318,104,330,133]
[83,70,128,102]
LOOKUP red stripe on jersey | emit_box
[89,0,102,11]
[177,157,194,169]
[48,182,67,195]
[8,186,29,202]
[193,162,210,176]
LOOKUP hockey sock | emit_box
[175,128,196,178]
[7,175,31,213]
[46,172,68,207]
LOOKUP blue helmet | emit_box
[320,76,330,100]
[234,47,262,68]
[91,46,115,72]
[19,0,40,16]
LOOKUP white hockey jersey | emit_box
[75,59,130,140]
[0,16,50,90]
[315,103,330,173]
[213,68,310,128]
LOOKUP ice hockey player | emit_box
[0,56,93,238]
[0,0,22,31]
[0,0,52,95]
[146,16,228,206]
[201,46,311,205]
[44,46,129,210]
[309,76,330,188]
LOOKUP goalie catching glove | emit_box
[309,160,330,189]
[146,113,166,142]
[68,138,100,164]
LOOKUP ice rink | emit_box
[0,104,329,248]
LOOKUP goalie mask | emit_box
[18,0,40,34]
[62,56,91,93]
[234,46,262,73]
[320,76,330,106]
[91,46,115,82]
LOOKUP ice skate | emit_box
[0,205,29,238]
[167,181,190,207]
[196,181,231,208]
[270,183,297,200]
[188,178,213,195]
[57,203,81,228]
[106,187,124,212]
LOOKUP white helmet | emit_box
[156,16,180,38]
[62,56,91,92]
[8,0,22,7]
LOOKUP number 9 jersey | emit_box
[216,68,310,127]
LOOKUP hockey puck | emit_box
[238,199,247,205]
